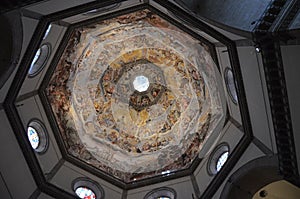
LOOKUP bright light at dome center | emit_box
[133,75,149,92]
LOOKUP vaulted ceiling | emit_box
[1,0,300,199]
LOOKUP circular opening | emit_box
[27,126,39,149]
[255,47,261,53]
[27,120,48,153]
[43,24,52,39]
[224,68,238,104]
[133,75,149,92]
[82,3,121,15]
[31,48,41,69]
[144,187,176,199]
[216,151,229,172]
[259,190,268,197]
[73,178,104,199]
[208,143,230,175]
[75,187,96,199]
[28,44,51,77]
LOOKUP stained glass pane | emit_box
[27,127,40,149]
[75,187,96,199]
[216,151,229,172]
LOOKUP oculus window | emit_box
[28,44,50,77]
[27,120,48,153]
[27,126,39,149]
[208,143,230,175]
[82,3,121,16]
[43,24,52,39]
[73,178,104,199]
[133,75,150,92]
[144,187,176,199]
[216,151,229,172]
[75,187,96,199]
[224,68,238,104]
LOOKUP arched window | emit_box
[224,68,238,104]
[27,120,48,153]
[73,178,104,199]
[28,44,51,77]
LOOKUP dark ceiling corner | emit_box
[175,0,272,38]
[0,0,46,14]
[0,11,23,89]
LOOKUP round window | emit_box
[27,126,39,149]
[28,44,51,77]
[75,187,96,199]
[208,143,230,175]
[43,24,52,39]
[73,178,104,199]
[133,75,150,92]
[27,120,48,153]
[144,187,176,199]
[224,68,238,104]
[216,151,229,172]
[82,3,121,15]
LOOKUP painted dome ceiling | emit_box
[46,9,224,183]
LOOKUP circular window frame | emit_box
[224,67,238,104]
[144,187,176,199]
[28,43,51,78]
[72,178,104,199]
[27,119,49,154]
[207,143,230,175]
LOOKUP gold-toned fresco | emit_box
[46,9,224,182]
